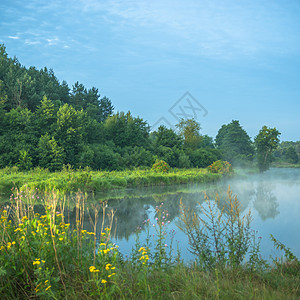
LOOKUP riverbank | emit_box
[0,167,223,196]
[1,190,299,299]
[271,161,300,168]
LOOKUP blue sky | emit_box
[1,0,300,140]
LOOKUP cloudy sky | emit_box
[1,0,300,140]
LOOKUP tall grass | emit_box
[0,188,299,299]
[0,166,222,196]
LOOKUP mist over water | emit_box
[4,168,297,262]
[96,168,300,261]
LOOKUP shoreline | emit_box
[0,167,223,196]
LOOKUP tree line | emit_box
[0,44,298,172]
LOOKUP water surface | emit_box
[95,168,300,261]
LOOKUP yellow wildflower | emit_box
[101,279,107,284]
[45,285,51,291]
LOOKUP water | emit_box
[92,168,300,262]
[2,168,299,262]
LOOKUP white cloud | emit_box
[25,39,41,45]
[8,36,19,39]
[78,0,300,60]
[46,37,59,46]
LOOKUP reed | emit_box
[0,188,299,299]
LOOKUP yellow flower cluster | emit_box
[89,266,100,273]
[89,263,116,284]
[35,279,51,293]
[0,241,16,251]
[1,210,8,223]
[138,247,149,265]
[33,258,46,266]
[7,241,16,250]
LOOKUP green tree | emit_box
[38,134,65,171]
[176,118,202,150]
[189,148,220,168]
[254,126,281,172]
[0,107,37,167]
[104,111,150,148]
[17,150,33,171]
[285,146,299,164]
[55,104,84,166]
[35,96,57,135]
[98,96,114,122]
[152,125,182,149]
[215,120,254,165]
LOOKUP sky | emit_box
[1,0,300,141]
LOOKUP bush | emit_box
[207,160,233,175]
[151,160,170,173]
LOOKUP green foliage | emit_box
[121,146,154,168]
[215,120,254,165]
[0,186,299,299]
[178,152,191,168]
[178,188,266,270]
[189,148,221,168]
[17,149,33,171]
[38,134,65,171]
[284,146,299,164]
[104,111,150,148]
[254,126,281,172]
[0,190,120,298]
[0,168,221,195]
[152,125,182,149]
[207,160,233,175]
[270,234,299,263]
[176,118,202,150]
[151,160,170,173]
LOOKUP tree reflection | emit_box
[254,182,279,220]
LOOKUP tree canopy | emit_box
[0,44,296,171]
[215,120,254,165]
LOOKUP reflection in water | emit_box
[254,182,279,220]
[1,168,299,260]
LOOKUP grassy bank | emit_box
[0,166,222,196]
[271,161,300,168]
[0,189,299,299]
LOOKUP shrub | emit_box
[151,160,170,173]
[207,160,233,175]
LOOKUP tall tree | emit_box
[176,118,202,150]
[153,125,182,149]
[55,104,84,166]
[215,120,254,165]
[104,111,150,148]
[38,134,65,171]
[285,146,299,164]
[254,126,280,172]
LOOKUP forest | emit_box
[0,44,299,173]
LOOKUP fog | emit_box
[96,168,300,261]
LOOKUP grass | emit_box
[271,161,300,168]
[0,188,299,299]
[0,166,222,196]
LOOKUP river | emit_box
[90,168,300,262]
